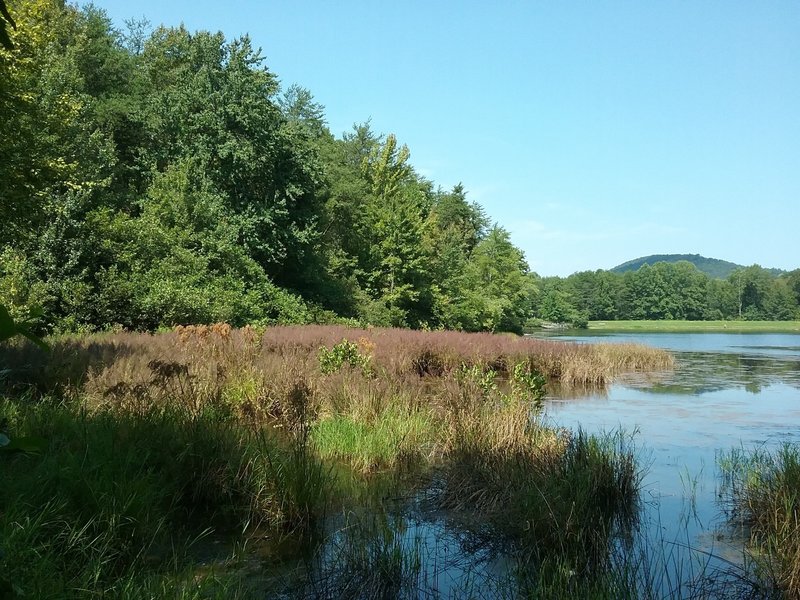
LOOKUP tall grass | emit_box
[0,325,673,596]
[1,324,673,395]
[0,396,326,598]
[719,444,800,598]
[438,425,641,576]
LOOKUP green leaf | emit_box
[14,323,50,352]
[0,436,48,455]
[0,305,49,351]
[0,305,15,341]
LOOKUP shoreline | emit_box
[586,320,800,333]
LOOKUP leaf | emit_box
[0,436,48,454]
[14,323,50,352]
[0,305,14,341]
[0,305,50,351]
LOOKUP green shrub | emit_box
[318,339,372,376]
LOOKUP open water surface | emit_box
[541,332,800,582]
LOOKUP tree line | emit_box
[535,262,800,326]
[0,0,536,333]
[1,1,797,335]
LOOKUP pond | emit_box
[540,331,800,589]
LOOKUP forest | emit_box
[1,0,799,335]
[535,263,800,327]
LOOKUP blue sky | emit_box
[96,1,799,276]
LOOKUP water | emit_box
[541,332,800,580]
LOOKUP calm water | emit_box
[541,332,800,573]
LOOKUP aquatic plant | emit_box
[0,325,673,596]
[719,444,800,598]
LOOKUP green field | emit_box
[588,320,800,333]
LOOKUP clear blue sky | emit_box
[96,1,799,276]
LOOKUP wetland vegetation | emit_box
[0,325,671,597]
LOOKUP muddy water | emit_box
[541,332,800,575]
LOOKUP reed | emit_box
[719,444,800,598]
[0,325,672,597]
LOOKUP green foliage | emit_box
[546,261,800,324]
[0,304,49,351]
[318,339,372,375]
[509,363,547,403]
[5,0,795,334]
[611,253,785,279]
[456,363,498,396]
[1,3,540,335]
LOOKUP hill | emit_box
[610,254,784,279]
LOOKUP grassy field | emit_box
[589,320,800,333]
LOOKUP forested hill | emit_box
[610,254,784,279]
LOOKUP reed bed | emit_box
[0,325,673,597]
[1,324,673,394]
[719,444,800,599]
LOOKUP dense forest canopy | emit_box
[608,254,787,279]
[1,1,798,333]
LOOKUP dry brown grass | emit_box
[1,324,672,414]
[0,324,670,474]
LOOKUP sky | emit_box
[96,1,799,276]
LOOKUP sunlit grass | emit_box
[719,444,800,597]
[590,320,800,332]
[0,325,676,597]
[312,407,439,473]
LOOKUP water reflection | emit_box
[541,331,800,591]
[620,350,800,395]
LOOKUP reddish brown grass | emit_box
[1,325,672,409]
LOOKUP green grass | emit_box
[311,407,438,473]
[589,320,800,333]
[719,444,800,598]
[0,397,326,599]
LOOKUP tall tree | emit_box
[459,225,535,333]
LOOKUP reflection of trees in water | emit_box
[546,382,610,400]
[619,351,800,396]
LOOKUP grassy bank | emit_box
[589,320,800,333]
[0,325,671,597]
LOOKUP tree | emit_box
[458,226,535,333]
[566,270,624,320]
[0,0,115,247]
[0,0,14,49]
[730,266,775,320]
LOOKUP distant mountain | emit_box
[610,254,785,279]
